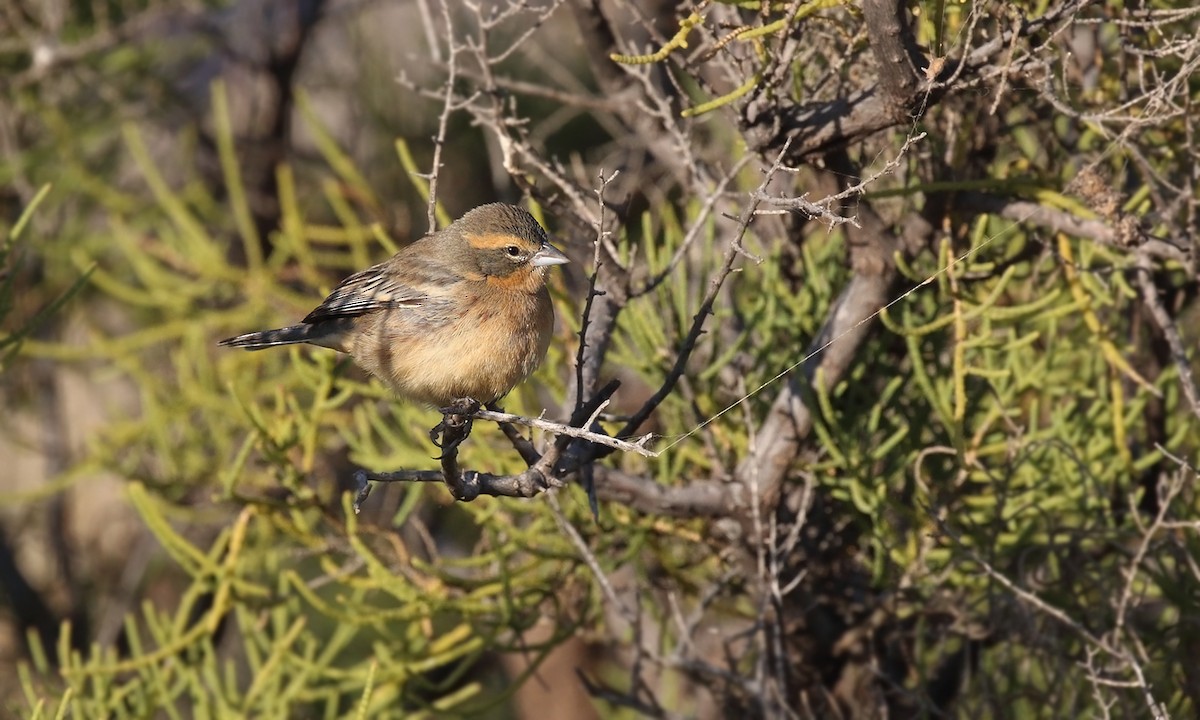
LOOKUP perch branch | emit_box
[353,381,627,506]
[470,408,657,457]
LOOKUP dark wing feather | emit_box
[302,264,429,324]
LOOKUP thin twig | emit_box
[547,492,632,618]
[633,155,755,297]
[424,0,461,230]
[935,515,1170,719]
[757,131,928,229]
[1135,254,1200,421]
[471,408,656,457]
[576,170,619,411]
[617,139,793,440]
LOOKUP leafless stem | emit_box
[575,170,619,411]
[1135,255,1200,421]
[633,155,755,297]
[471,407,656,457]
[424,1,460,231]
[617,141,794,439]
[547,491,632,619]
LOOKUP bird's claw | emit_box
[429,397,481,455]
[439,397,482,417]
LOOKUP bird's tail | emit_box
[219,324,316,351]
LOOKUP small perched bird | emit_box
[220,203,568,408]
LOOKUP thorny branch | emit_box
[616,141,796,441]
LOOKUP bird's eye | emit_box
[505,245,522,258]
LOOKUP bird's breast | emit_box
[352,284,555,406]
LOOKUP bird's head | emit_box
[450,203,569,291]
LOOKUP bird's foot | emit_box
[430,397,481,456]
[440,397,482,417]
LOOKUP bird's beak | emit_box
[530,243,569,267]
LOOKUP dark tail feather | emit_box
[219,324,315,350]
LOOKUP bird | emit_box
[220,203,569,409]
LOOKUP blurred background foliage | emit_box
[2,0,1199,718]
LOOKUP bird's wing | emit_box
[301,263,432,324]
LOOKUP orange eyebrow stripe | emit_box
[466,233,528,250]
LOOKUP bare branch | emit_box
[618,141,796,440]
[958,192,1191,266]
[1135,256,1200,421]
[471,407,656,457]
